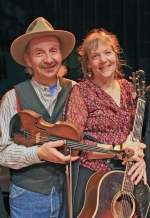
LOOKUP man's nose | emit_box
[44,54,53,63]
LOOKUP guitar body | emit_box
[78,171,150,218]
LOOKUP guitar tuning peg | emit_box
[137,69,144,73]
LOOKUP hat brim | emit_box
[10,30,75,66]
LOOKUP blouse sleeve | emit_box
[64,85,96,158]
[64,85,88,132]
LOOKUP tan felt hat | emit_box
[10,17,75,66]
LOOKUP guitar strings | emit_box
[118,162,134,218]
[116,97,145,217]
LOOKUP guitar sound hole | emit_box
[111,191,135,218]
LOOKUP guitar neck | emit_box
[123,97,146,193]
[132,97,146,142]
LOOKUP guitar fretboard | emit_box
[123,97,146,193]
[132,98,146,142]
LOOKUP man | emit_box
[0,17,79,218]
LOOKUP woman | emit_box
[64,29,147,217]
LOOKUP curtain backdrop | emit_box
[0,0,150,97]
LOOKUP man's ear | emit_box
[24,53,32,67]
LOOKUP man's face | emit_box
[24,35,62,85]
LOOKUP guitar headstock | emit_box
[129,69,146,100]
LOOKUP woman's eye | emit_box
[93,55,98,58]
[106,51,111,54]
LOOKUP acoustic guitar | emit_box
[78,70,150,218]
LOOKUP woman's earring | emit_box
[88,68,92,78]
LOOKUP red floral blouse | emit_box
[64,79,136,172]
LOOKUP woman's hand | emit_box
[127,158,147,185]
[121,133,147,185]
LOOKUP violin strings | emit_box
[15,131,123,155]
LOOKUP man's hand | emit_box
[37,140,79,164]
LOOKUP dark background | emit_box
[0,0,150,98]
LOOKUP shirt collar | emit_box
[31,77,61,91]
[31,77,62,93]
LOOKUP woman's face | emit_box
[87,41,117,81]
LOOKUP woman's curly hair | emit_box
[77,28,126,80]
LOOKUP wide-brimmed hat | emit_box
[10,17,75,66]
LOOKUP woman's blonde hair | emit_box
[77,28,126,79]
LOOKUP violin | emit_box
[9,110,133,159]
